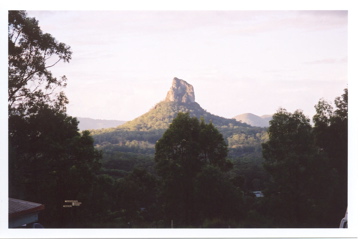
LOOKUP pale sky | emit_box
[21,10,348,121]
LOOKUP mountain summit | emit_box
[118,77,248,131]
[165,77,195,103]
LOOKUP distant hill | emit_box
[77,117,126,131]
[233,113,272,127]
[260,114,272,122]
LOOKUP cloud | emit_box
[222,10,347,37]
[304,57,347,65]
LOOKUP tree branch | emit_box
[46,58,61,68]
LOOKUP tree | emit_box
[313,89,347,176]
[154,112,232,226]
[114,168,159,226]
[313,88,348,225]
[194,165,244,226]
[8,11,102,227]
[262,107,343,227]
[8,10,72,116]
[262,109,314,226]
[9,106,102,227]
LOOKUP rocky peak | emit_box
[165,77,195,103]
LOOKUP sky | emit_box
[21,10,348,121]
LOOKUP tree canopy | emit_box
[313,88,348,225]
[8,11,102,227]
[154,112,239,226]
[262,109,318,226]
[261,89,348,227]
[8,10,72,116]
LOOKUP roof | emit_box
[9,198,45,219]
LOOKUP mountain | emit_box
[233,113,272,127]
[90,77,268,154]
[77,117,126,131]
[118,77,248,131]
[260,114,272,122]
[90,77,269,186]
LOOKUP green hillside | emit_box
[90,100,266,151]
[119,101,248,131]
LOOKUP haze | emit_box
[27,10,347,121]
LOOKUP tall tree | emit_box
[8,11,102,227]
[154,112,233,226]
[313,88,348,224]
[262,107,344,227]
[262,109,315,226]
[8,10,71,116]
[9,106,102,227]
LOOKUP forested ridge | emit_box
[8,11,347,228]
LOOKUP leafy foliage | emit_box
[194,165,244,224]
[313,88,348,225]
[262,109,317,226]
[8,11,103,228]
[9,106,102,227]
[261,92,347,227]
[8,10,72,116]
[154,112,239,226]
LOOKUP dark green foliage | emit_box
[91,128,164,146]
[9,107,102,227]
[262,109,315,226]
[312,88,348,225]
[86,95,269,228]
[195,165,244,224]
[8,10,72,116]
[230,155,269,191]
[261,96,347,227]
[154,113,239,226]
[8,11,105,228]
[113,168,159,224]
[100,150,155,178]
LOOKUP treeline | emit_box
[89,89,348,228]
[90,88,347,228]
[256,90,348,227]
[90,111,269,197]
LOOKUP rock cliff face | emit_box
[165,77,195,103]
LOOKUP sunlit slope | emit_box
[118,101,248,131]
